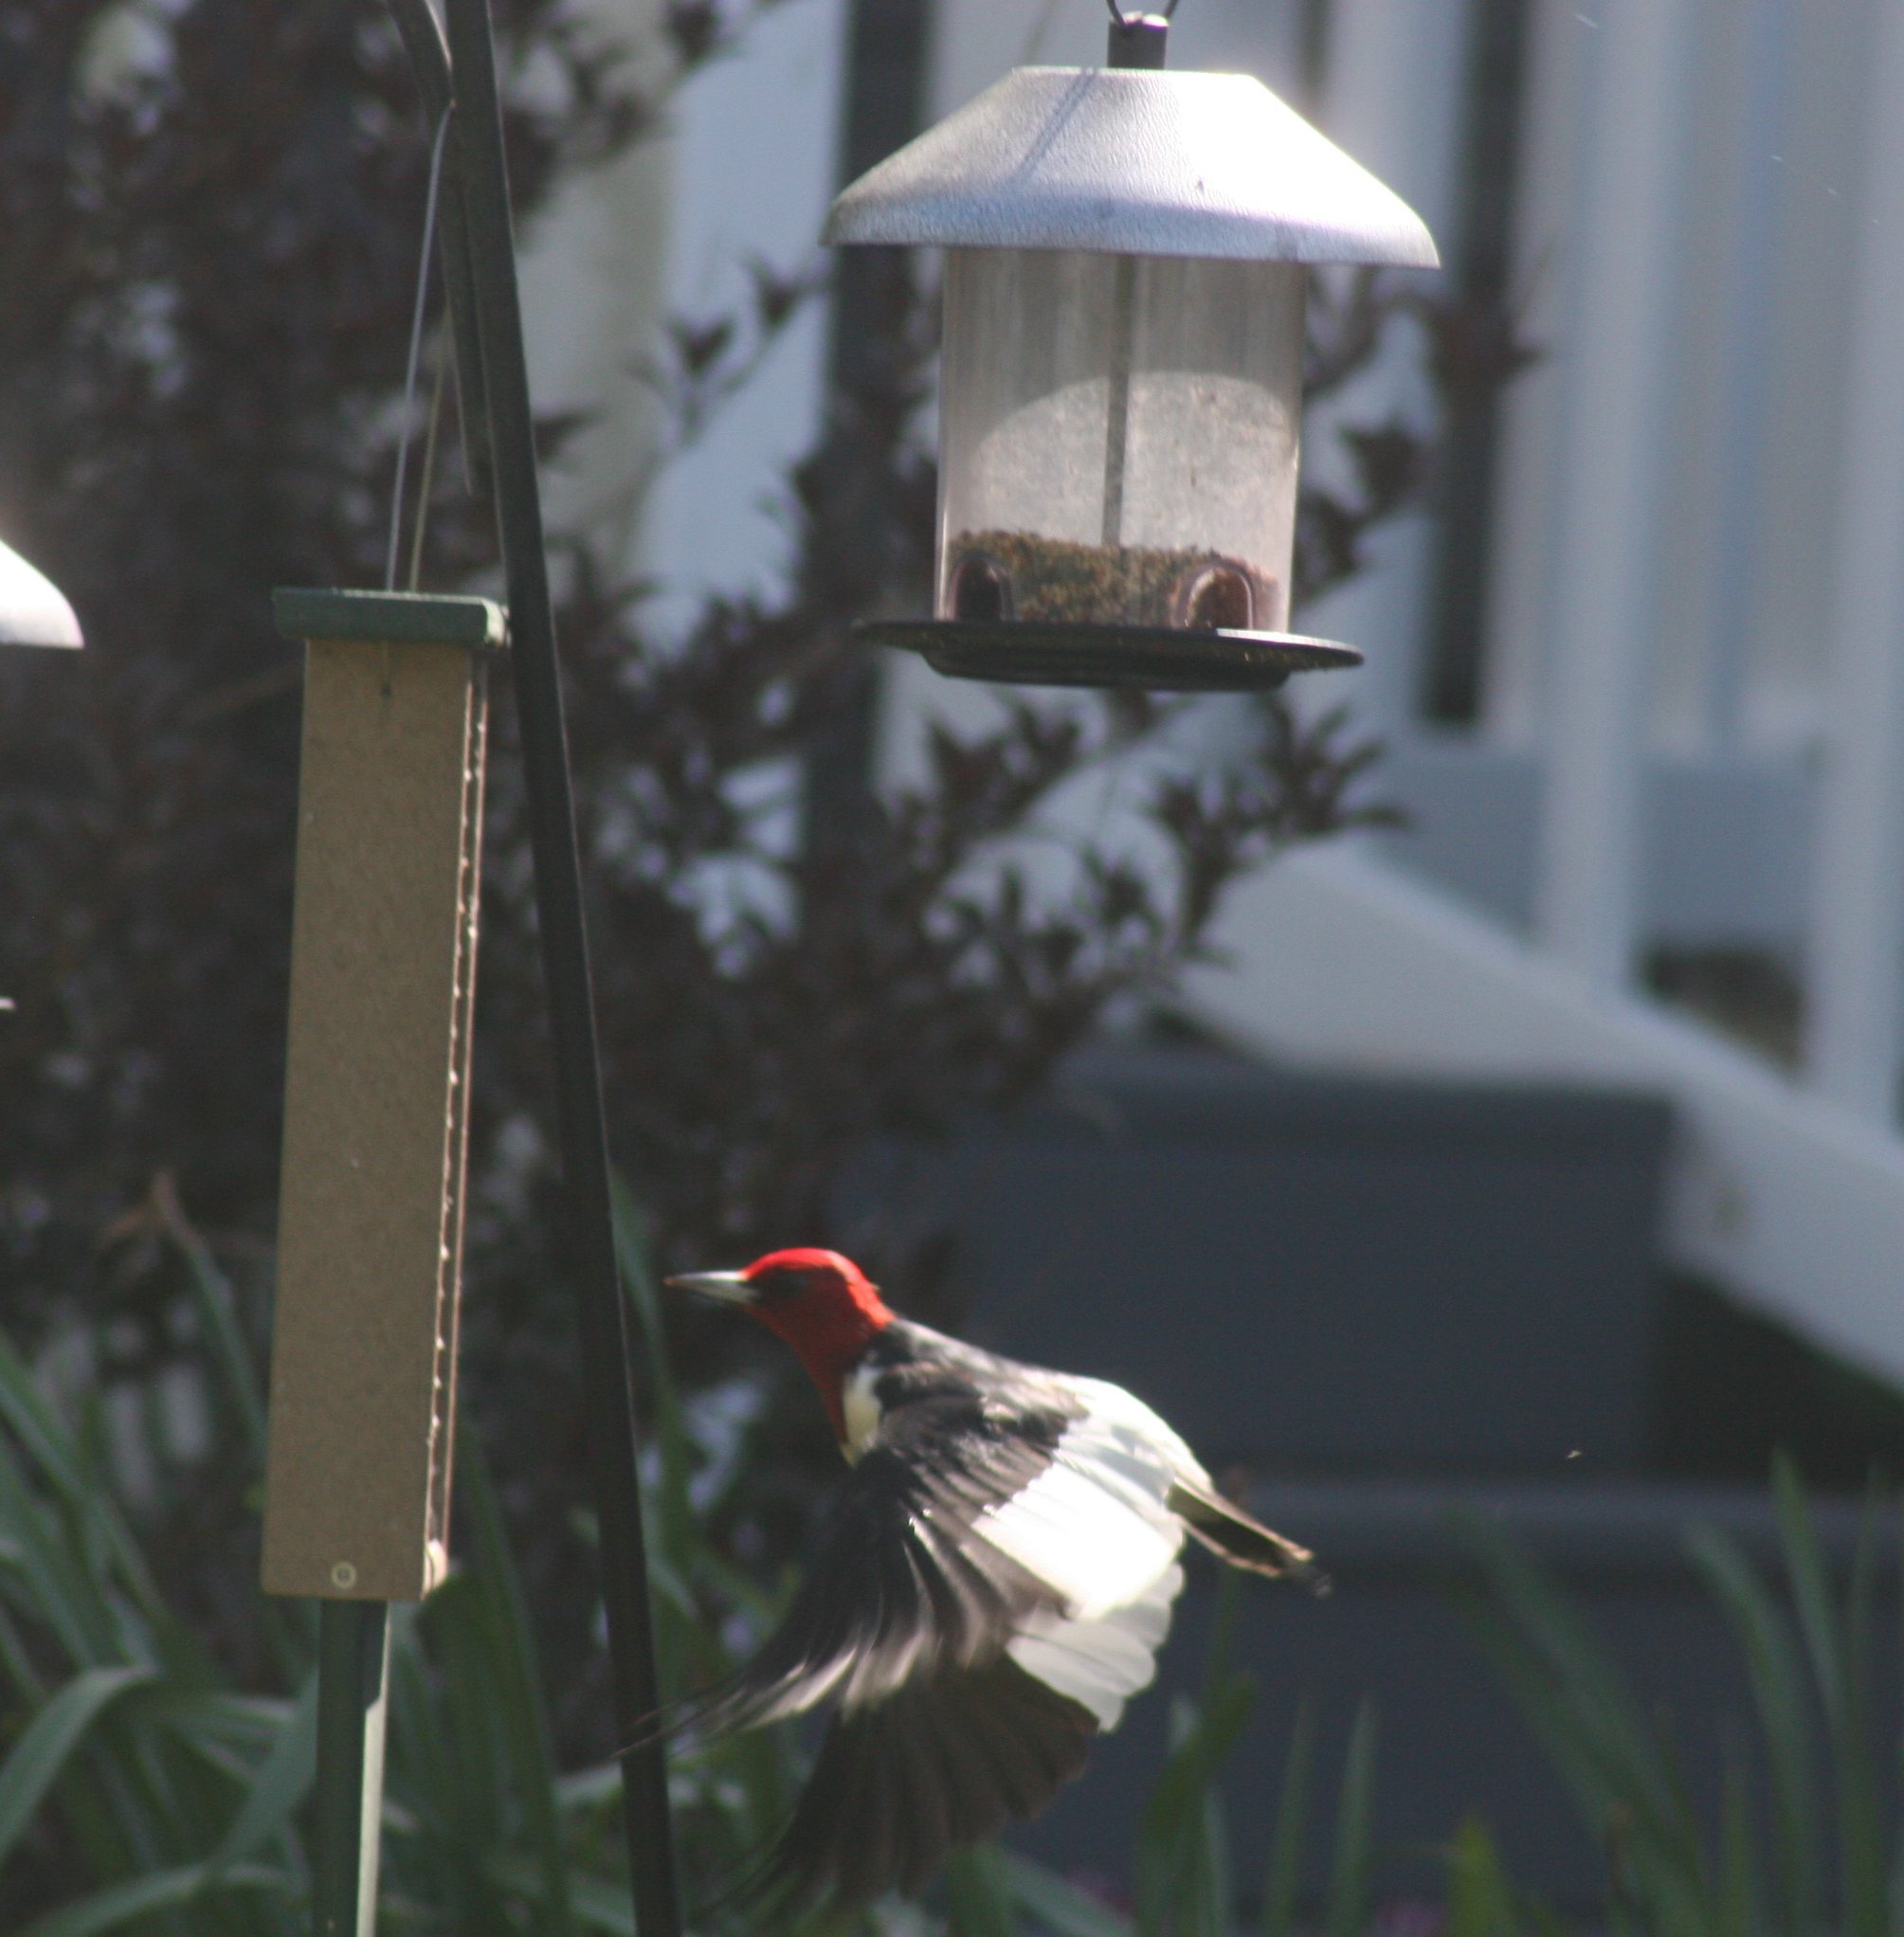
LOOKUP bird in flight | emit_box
[663,1246,1319,1910]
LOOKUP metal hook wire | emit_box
[386,106,453,593]
[1103,0,1181,24]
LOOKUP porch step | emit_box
[850,1041,1672,1475]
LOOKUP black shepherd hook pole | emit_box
[426,2,683,1930]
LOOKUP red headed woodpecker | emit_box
[665,1246,1318,1910]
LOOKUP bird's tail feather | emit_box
[1167,1478,1330,1593]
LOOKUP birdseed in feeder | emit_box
[947,530,1270,633]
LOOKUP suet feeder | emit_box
[261,588,499,1604]
[825,10,1437,691]
[0,536,82,649]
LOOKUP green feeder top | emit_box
[273,588,508,650]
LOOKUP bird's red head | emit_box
[665,1248,893,1438]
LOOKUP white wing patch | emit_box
[1008,1561,1182,1729]
[975,1398,1188,1615]
[976,1388,1194,1731]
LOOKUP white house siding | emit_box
[636,0,848,627]
[519,0,848,622]
[1292,0,1472,745]
[517,0,675,571]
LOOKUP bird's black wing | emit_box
[748,1655,1097,1912]
[682,1382,1081,1739]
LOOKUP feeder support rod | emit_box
[313,1603,390,1937]
[1097,12,1166,545]
[437,2,683,1930]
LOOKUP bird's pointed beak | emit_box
[663,1269,754,1306]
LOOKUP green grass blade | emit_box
[1325,1698,1377,1937]
[1521,1900,1582,1937]
[1835,1486,1886,1937]
[1455,1601,1608,1825]
[151,1181,269,1465]
[382,1604,462,1916]
[461,1436,578,1937]
[408,1570,523,1935]
[1260,1696,1315,1937]
[0,1666,156,1869]
[994,1848,1134,1937]
[1715,1757,1755,1937]
[0,1592,49,1704]
[1684,1526,1818,1934]
[943,1843,1022,1937]
[608,1180,692,1525]
[1452,1513,1709,1927]
[1893,1496,1904,1936]
[0,1341,164,1650]
[204,1673,317,1877]
[1200,1574,1242,1712]
[1771,1458,1888,1937]
[0,1333,92,1502]
[1199,1779,1237,1937]
[1444,1814,1515,1937]
[15,1861,291,1937]
[486,1848,637,1933]
[1134,1675,1255,1935]
[1771,1457,1843,1728]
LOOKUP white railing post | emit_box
[1698,0,1792,749]
[1532,0,1697,987]
[1302,0,1472,744]
[1803,0,1904,1123]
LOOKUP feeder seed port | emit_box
[948,530,1271,633]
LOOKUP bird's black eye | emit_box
[751,1266,811,1304]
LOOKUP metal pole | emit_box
[436,3,681,1931]
[313,1602,390,1937]
[801,0,930,859]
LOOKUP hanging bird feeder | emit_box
[261,588,499,1606]
[825,9,1436,691]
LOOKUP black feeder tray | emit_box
[858,618,1362,692]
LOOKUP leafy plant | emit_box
[1455,1455,1904,1937]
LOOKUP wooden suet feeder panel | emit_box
[262,589,503,1602]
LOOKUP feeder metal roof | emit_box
[824,66,1439,267]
